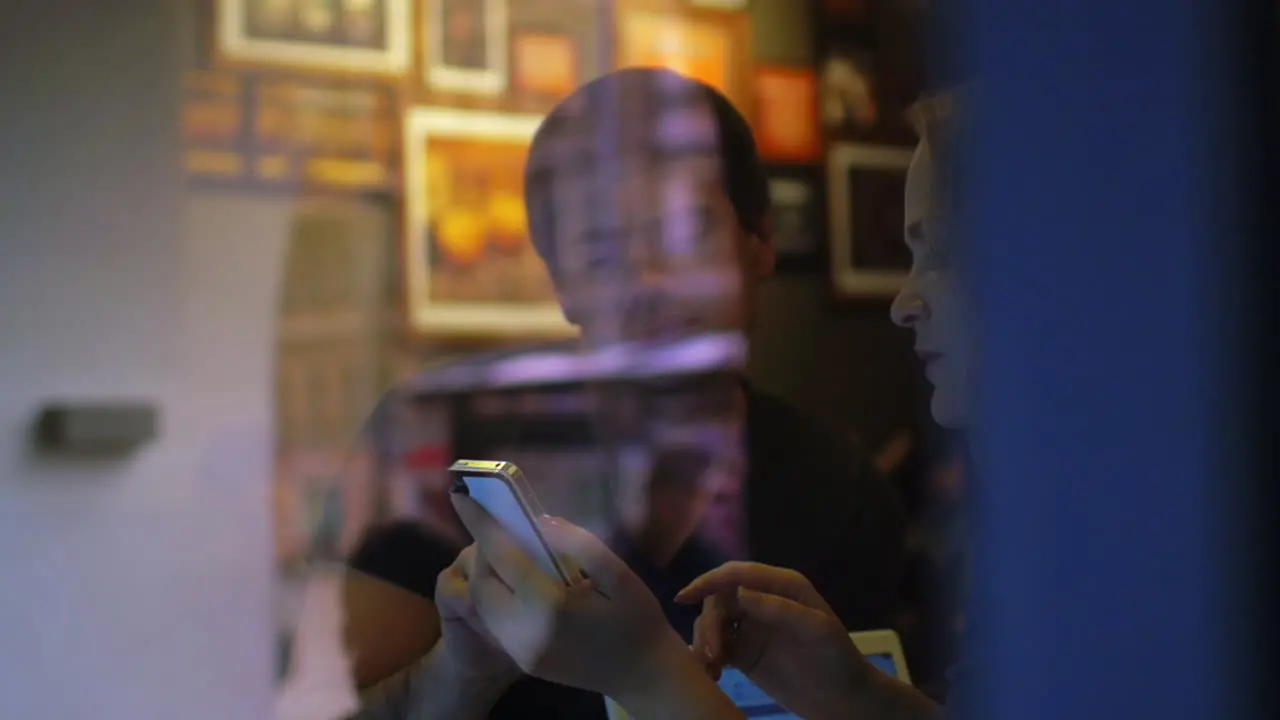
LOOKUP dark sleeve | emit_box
[746,390,908,632]
[347,520,461,599]
[831,445,909,630]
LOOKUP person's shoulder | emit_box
[745,385,875,471]
[360,338,581,444]
[395,339,580,395]
[347,519,460,598]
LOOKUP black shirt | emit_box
[352,385,906,718]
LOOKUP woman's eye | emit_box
[926,246,950,268]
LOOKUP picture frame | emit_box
[826,142,914,297]
[403,107,575,337]
[247,74,400,192]
[511,29,579,99]
[685,0,749,9]
[423,0,509,96]
[816,2,925,146]
[766,165,825,272]
[183,69,251,186]
[215,0,413,75]
[505,0,604,110]
[754,66,821,163]
[617,8,752,115]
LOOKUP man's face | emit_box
[891,138,973,428]
[534,104,774,347]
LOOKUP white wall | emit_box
[0,2,277,716]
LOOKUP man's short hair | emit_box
[347,520,458,599]
[523,68,770,278]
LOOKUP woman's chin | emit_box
[930,389,969,430]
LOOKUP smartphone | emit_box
[447,459,583,587]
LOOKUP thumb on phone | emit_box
[538,516,627,593]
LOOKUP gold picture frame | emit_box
[616,8,752,117]
[403,107,575,337]
[423,0,509,96]
[216,0,413,75]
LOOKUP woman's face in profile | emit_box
[891,137,973,429]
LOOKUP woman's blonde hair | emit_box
[906,85,974,214]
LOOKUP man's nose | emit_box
[624,282,672,332]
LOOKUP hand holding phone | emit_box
[447,459,583,586]
[448,467,736,718]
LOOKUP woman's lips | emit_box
[918,351,943,369]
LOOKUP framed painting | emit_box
[506,0,605,110]
[511,29,578,99]
[819,44,882,136]
[247,75,400,192]
[215,0,413,74]
[826,142,914,297]
[182,70,250,185]
[754,66,821,163]
[816,1,925,146]
[685,0,749,9]
[617,9,751,114]
[423,0,509,96]
[403,107,575,337]
[766,165,825,272]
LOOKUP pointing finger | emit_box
[675,561,828,610]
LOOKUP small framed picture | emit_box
[827,142,914,297]
[766,166,825,272]
[817,3,925,146]
[215,0,412,74]
[423,0,509,96]
[505,0,604,110]
[685,0,749,9]
[511,29,578,99]
[402,107,575,337]
[754,66,820,163]
[617,9,751,114]
[819,46,881,135]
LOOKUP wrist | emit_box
[424,643,519,707]
[838,657,940,720]
[609,631,740,720]
[806,658,876,720]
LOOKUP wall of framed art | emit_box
[215,0,414,75]
[182,0,936,510]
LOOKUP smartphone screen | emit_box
[456,473,570,583]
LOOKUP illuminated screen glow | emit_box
[716,654,900,719]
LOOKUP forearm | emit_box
[610,636,746,720]
[841,670,940,720]
[348,644,510,720]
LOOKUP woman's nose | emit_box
[890,285,930,328]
